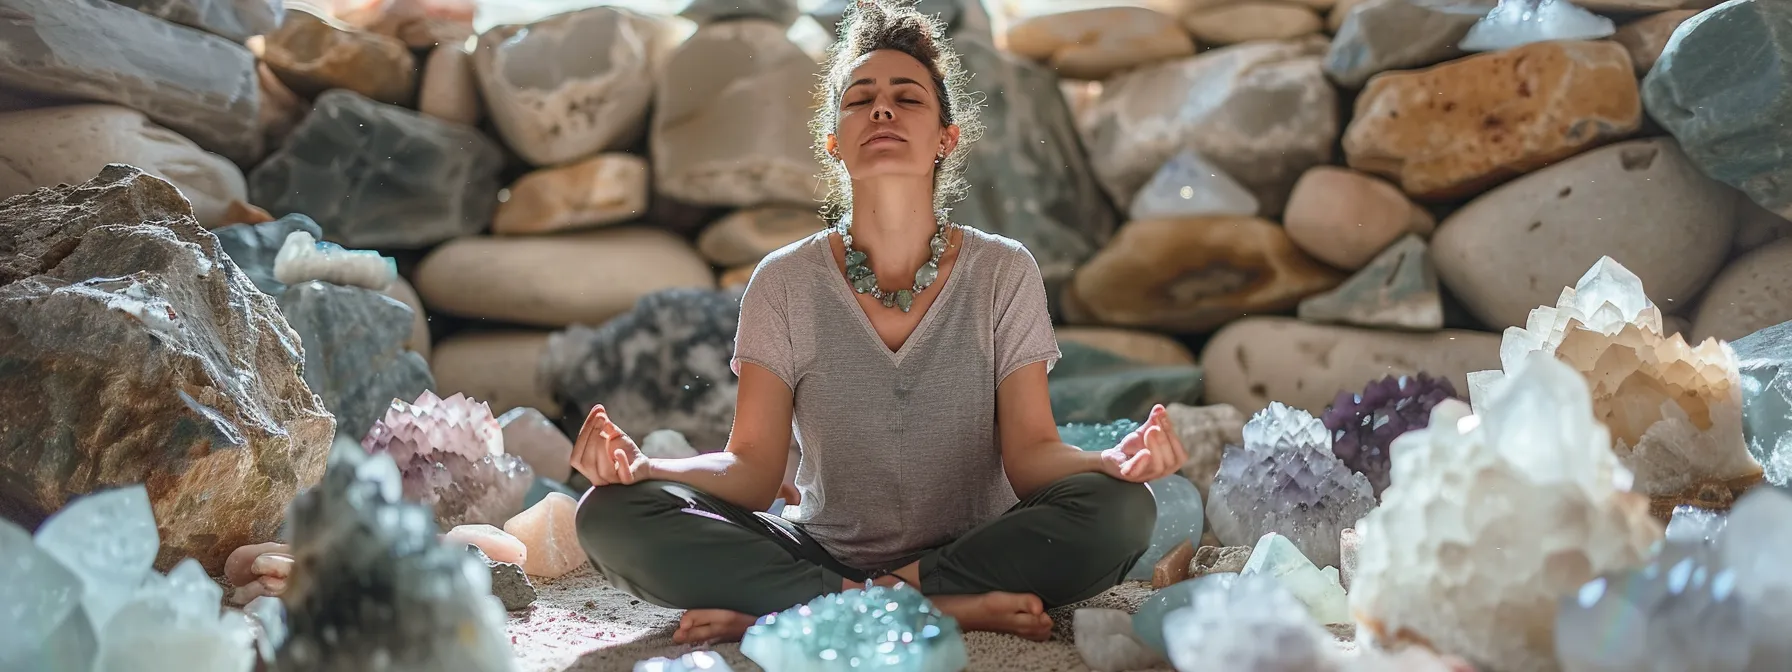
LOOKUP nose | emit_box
[871,101,894,122]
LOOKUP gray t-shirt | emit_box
[729,225,1062,569]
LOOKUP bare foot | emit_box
[931,592,1053,641]
[673,609,757,644]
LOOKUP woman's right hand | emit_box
[571,404,652,487]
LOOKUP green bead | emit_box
[852,273,878,293]
[895,289,914,312]
[847,264,872,280]
[914,262,938,288]
[845,250,867,267]
[881,293,896,308]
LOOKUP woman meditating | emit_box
[573,0,1188,645]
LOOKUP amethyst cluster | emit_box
[1320,374,1458,496]
[363,391,535,528]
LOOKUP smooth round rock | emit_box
[695,207,824,267]
[1200,316,1500,414]
[262,8,417,106]
[1614,10,1699,76]
[381,275,431,360]
[430,330,559,419]
[418,43,482,126]
[1005,6,1197,81]
[1056,326,1197,366]
[493,154,649,236]
[1431,138,1734,329]
[1691,239,1792,344]
[1183,2,1322,46]
[0,105,246,228]
[1282,166,1434,271]
[413,227,716,328]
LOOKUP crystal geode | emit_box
[363,390,534,528]
[1352,352,1663,672]
[1160,573,1346,672]
[272,446,513,671]
[1241,533,1349,625]
[1556,487,1792,672]
[739,584,968,672]
[1205,403,1375,569]
[1321,374,1459,497]
[1469,257,1762,517]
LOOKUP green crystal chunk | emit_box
[740,584,969,672]
[853,274,878,294]
[930,235,946,256]
[914,262,938,288]
[846,250,867,267]
[882,293,897,308]
[1240,532,1349,625]
[633,651,734,672]
[895,289,914,312]
[848,264,872,280]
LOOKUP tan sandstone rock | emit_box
[475,7,676,167]
[414,227,715,328]
[1200,316,1500,414]
[1183,2,1323,46]
[262,8,417,106]
[696,207,825,267]
[1691,239,1792,343]
[1070,216,1344,334]
[1282,166,1433,271]
[1004,7,1197,81]
[1343,40,1642,200]
[0,105,247,229]
[1432,138,1734,330]
[430,330,559,419]
[418,43,482,126]
[1614,10,1700,76]
[1056,326,1198,366]
[652,19,823,207]
[493,154,649,236]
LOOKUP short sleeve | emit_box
[730,262,798,390]
[993,244,1061,388]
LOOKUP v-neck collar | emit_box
[818,226,974,367]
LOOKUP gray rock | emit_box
[951,32,1119,317]
[682,0,800,27]
[1297,234,1442,330]
[277,281,434,442]
[214,214,325,295]
[541,288,741,451]
[1644,0,1792,220]
[1323,0,1479,89]
[248,89,504,249]
[1049,341,1204,424]
[272,445,512,671]
[0,0,263,164]
[1731,318,1792,486]
[464,544,537,612]
[0,165,334,572]
[106,0,283,42]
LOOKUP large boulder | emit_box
[0,0,263,164]
[248,89,505,249]
[1643,0,1792,220]
[0,165,335,572]
[278,281,436,443]
[107,0,283,42]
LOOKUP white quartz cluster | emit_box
[1458,0,1614,52]
[1,486,257,671]
[1469,256,1761,501]
[1351,352,1663,671]
[272,230,398,290]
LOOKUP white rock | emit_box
[474,7,676,167]
[1350,353,1662,671]
[0,106,246,228]
[272,230,397,291]
[1072,608,1165,672]
[1691,239,1792,343]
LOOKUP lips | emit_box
[862,130,905,145]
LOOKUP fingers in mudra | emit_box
[1117,404,1184,481]
[573,404,640,486]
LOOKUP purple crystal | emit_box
[1321,374,1458,496]
[364,391,535,528]
[1205,403,1375,569]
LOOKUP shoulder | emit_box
[960,227,1042,283]
[746,229,830,287]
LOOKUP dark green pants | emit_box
[575,472,1156,616]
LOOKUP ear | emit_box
[825,133,840,160]
[939,124,962,158]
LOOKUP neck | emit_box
[843,176,939,277]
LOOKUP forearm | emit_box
[1004,442,1106,500]
[644,451,783,512]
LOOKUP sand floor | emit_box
[505,565,1179,672]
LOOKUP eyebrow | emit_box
[844,76,926,92]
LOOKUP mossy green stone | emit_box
[914,262,938,288]
[852,274,877,293]
[895,289,914,312]
[845,250,867,267]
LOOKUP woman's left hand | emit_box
[1099,404,1187,483]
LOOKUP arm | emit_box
[996,359,1106,499]
[647,361,795,511]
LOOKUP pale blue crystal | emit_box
[1132,573,1237,656]
[1062,420,1200,582]
[635,650,735,671]
[0,519,96,671]
[1665,505,1727,546]
[739,584,967,672]
[33,485,160,632]
[1160,573,1339,671]
[1240,533,1349,624]
[245,597,286,663]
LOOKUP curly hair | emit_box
[810,0,984,222]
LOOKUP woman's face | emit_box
[827,49,960,182]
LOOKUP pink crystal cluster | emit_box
[363,391,535,528]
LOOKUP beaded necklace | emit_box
[837,213,952,313]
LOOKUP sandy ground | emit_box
[505,565,1177,672]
